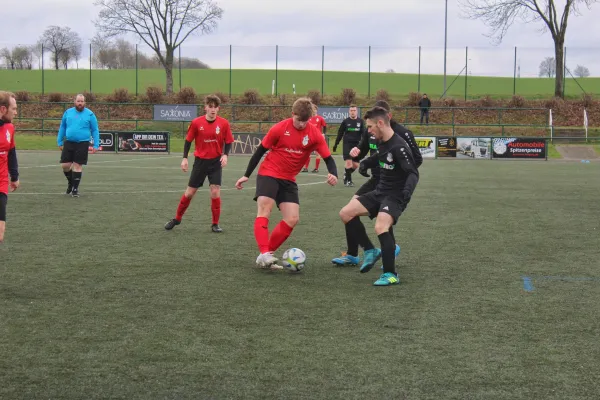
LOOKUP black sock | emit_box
[345,217,374,251]
[64,170,73,184]
[378,231,396,274]
[389,226,395,243]
[345,168,352,182]
[72,172,82,190]
[346,217,360,257]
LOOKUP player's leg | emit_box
[268,202,298,254]
[208,162,223,232]
[332,177,375,266]
[339,195,380,272]
[253,175,283,269]
[165,159,204,230]
[60,141,74,194]
[342,142,357,186]
[69,142,89,197]
[372,199,403,286]
[0,193,7,243]
[302,154,311,172]
[312,154,321,173]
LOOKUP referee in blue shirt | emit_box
[57,94,100,197]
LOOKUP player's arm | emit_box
[242,126,279,178]
[57,112,67,147]
[353,128,371,161]
[402,129,423,168]
[223,122,234,156]
[90,113,100,150]
[8,141,18,183]
[394,146,419,200]
[315,135,337,178]
[332,121,345,151]
[182,122,196,159]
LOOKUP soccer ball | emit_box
[282,248,306,272]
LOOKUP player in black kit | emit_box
[332,100,422,267]
[332,105,366,187]
[337,106,419,286]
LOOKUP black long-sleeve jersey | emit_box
[360,133,419,200]
[334,117,365,147]
[353,119,422,177]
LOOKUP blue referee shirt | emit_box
[57,107,100,149]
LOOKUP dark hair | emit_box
[205,94,221,107]
[364,106,390,124]
[373,100,391,112]
[292,97,313,121]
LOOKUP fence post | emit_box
[464,46,468,101]
[135,44,138,96]
[513,46,517,96]
[321,45,325,95]
[41,44,45,95]
[368,45,371,98]
[229,45,232,98]
[418,46,421,93]
[89,43,92,93]
[275,45,278,96]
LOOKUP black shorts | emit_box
[0,193,7,222]
[343,141,360,160]
[60,141,89,165]
[188,157,222,188]
[356,191,408,224]
[354,176,378,196]
[254,174,299,207]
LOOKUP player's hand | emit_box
[59,146,63,151]
[235,176,248,189]
[91,147,99,154]
[332,145,337,152]
[358,162,370,178]
[326,174,338,186]
[9,180,19,192]
[220,154,228,167]
[181,158,189,172]
[349,147,360,157]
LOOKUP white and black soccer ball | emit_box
[282,248,306,272]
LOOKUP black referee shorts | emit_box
[188,157,222,188]
[0,193,7,222]
[343,140,360,160]
[60,141,90,165]
[254,174,299,207]
[356,191,408,225]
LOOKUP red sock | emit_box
[175,194,191,221]
[211,197,221,225]
[268,220,294,252]
[315,158,321,170]
[304,158,310,169]
[254,217,270,253]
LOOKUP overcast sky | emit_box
[2,0,599,77]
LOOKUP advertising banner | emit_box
[492,138,547,159]
[456,137,491,159]
[437,136,457,158]
[153,104,198,121]
[117,131,169,153]
[89,132,116,152]
[317,107,361,124]
[415,136,436,158]
[230,133,265,155]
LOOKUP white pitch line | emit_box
[85,165,333,178]
[18,155,180,169]
[10,180,330,196]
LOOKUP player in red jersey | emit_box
[165,94,234,233]
[302,103,327,173]
[0,91,20,243]
[235,98,338,269]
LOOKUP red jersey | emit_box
[185,115,233,159]
[309,115,327,133]
[0,122,16,194]
[258,118,331,182]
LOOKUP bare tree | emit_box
[459,0,598,97]
[94,0,223,93]
[0,47,15,69]
[12,46,33,69]
[539,56,556,77]
[30,42,44,69]
[574,64,590,77]
[39,25,84,69]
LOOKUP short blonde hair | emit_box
[292,97,313,122]
[0,91,16,109]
